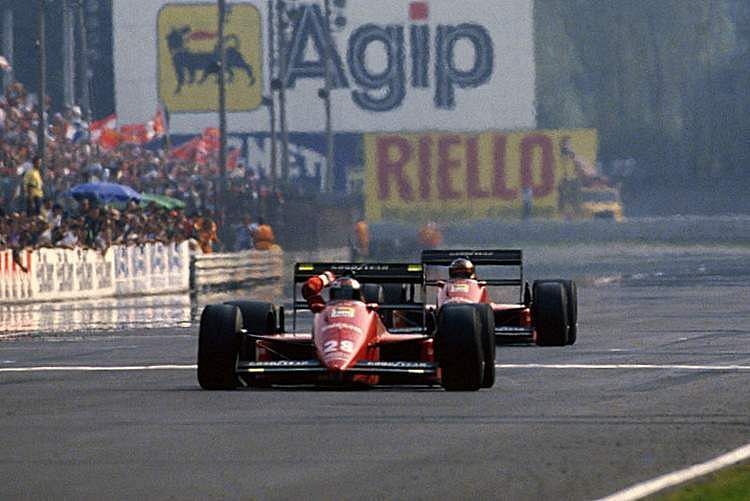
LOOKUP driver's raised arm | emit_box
[302,271,335,312]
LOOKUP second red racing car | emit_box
[421,249,578,347]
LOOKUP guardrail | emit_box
[1,244,286,303]
[1,242,191,304]
[191,248,283,289]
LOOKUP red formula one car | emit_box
[197,262,495,391]
[421,249,578,348]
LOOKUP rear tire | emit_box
[532,282,569,346]
[534,280,577,345]
[198,304,242,390]
[436,304,484,391]
[475,304,496,388]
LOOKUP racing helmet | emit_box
[448,258,476,279]
[329,277,363,301]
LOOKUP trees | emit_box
[535,0,747,189]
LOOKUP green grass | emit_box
[650,461,750,501]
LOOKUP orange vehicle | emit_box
[197,262,495,391]
[422,250,578,348]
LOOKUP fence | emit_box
[191,248,283,289]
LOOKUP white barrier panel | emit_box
[33,247,116,302]
[0,249,33,303]
[192,248,283,289]
[114,242,190,296]
[0,242,191,304]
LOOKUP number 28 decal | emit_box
[323,340,355,354]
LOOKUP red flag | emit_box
[200,128,220,153]
[99,128,123,150]
[120,123,149,144]
[89,114,117,142]
[169,135,201,161]
[147,108,166,141]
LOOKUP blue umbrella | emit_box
[70,182,142,203]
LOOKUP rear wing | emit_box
[292,263,424,329]
[421,249,522,266]
[294,262,424,284]
[421,250,524,299]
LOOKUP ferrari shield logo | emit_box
[157,3,262,112]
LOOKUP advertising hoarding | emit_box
[364,129,598,221]
[113,0,535,133]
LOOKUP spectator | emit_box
[253,217,276,251]
[23,155,43,216]
[233,215,255,251]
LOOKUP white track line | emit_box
[597,442,750,501]
[496,363,750,371]
[1,363,750,373]
[0,364,196,372]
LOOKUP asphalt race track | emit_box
[1,244,749,500]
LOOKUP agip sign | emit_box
[280,0,535,132]
[113,0,534,132]
[283,2,493,112]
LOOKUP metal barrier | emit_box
[0,244,285,303]
[191,248,283,289]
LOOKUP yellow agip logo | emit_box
[157,3,262,112]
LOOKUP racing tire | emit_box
[533,280,577,345]
[436,304,484,391]
[224,301,277,361]
[474,304,496,388]
[381,283,407,304]
[532,282,569,347]
[198,304,242,390]
[379,284,409,328]
[361,284,384,304]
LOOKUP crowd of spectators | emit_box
[0,81,282,255]
[0,199,203,253]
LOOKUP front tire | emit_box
[225,300,277,361]
[436,304,484,391]
[197,304,242,390]
[532,282,569,347]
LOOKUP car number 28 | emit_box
[323,340,354,354]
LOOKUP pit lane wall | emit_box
[0,242,190,304]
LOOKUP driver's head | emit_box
[329,277,363,301]
[448,258,476,279]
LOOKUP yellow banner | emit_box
[364,129,597,221]
[157,3,262,112]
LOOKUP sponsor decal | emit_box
[356,361,433,368]
[157,3,262,112]
[320,322,364,336]
[450,283,469,293]
[364,129,598,221]
[249,360,321,367]
[331,307,356,318]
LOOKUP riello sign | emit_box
[282,1,499,112]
